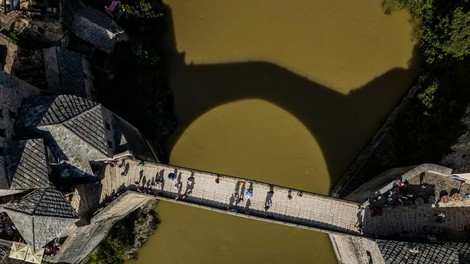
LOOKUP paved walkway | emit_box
[364,204,470,240]
[71,159,361,235]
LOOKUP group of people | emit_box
[44,238,61,256]
[0,213,17,240]
[174,174,196,200]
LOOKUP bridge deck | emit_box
[71,159,361,235]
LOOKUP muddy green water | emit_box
[129,0,416,263]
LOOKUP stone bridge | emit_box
[72,159,362,236]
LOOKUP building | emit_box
[63,1,128,54]
[0,71,158,263]
[43,46,96,100]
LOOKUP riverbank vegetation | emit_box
[383,0,470,163]
[86,208,160,264]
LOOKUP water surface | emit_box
[130,0,417,263]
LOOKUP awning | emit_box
[9,242,44,263]
[25,247,44,264]
[9,242,28,260]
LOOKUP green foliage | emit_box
[6,31,19,44]
[122,0,164,19]
[383,0,470,63]
[441,7,470,60]
[86,237,129,264]
[381,0,470,164]
[416,80,438,113]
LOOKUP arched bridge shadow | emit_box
[161,6,419,187]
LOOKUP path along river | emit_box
[129,0,417,263]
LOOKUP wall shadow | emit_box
[161,6,420,188]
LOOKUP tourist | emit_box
[435,212,446,223]
[357,223,364,234]
[264,200,272,211]
[245,190,253,199]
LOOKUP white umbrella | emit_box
[9,242,27,260]
[25,247,44,264]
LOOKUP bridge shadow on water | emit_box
[161,6,420,189]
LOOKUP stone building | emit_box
[43,46,96,100]
[63,1,128,54]
[331,164,470,264]
[0,70,159,263]
[13,93,158,183]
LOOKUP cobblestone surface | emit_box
[364,205,470,241]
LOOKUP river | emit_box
[129,0,417,263]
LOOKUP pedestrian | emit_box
[138,160,145,166]
[215,177,220,184]
[264,200,272,211]
[288,189,293,200]
[435,212,446,223]
[188,176,195,182]
[168,173,175,180]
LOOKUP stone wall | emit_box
[331,85,421,198]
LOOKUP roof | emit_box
[43,46,92,99]
[3,188,78,218]
[65,2,128,53]
[15,95,157,175]
[4,139,53,189]
[15,95,97,128]
[1,188,79,250]
[377,240,470,264]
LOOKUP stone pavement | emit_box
[364,204,470,240]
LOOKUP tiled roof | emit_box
[63,105,108,155]
[65,2,128,53]
[43,46,89,98]
[3,188,78,218]
[4,139,53,189]
[1,188,79,249]
[15,95,96,128]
